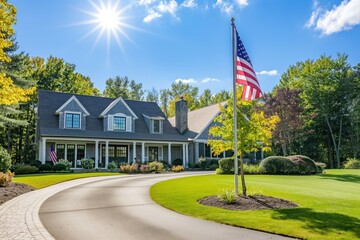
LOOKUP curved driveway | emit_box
[40,172,294,240]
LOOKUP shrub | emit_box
[120,163,139,173]
[108,161,118,169]
[160,161,170,169]
[288,155,317,174]
[81,158,94,169]
[172,165,184,172]
[14,164,38,175]
[140,164,150,173]
[218,157,240,174]
[243,164,263,174]
[0,146,11,172]
[172,158,183,166]
[149,161,164,173]
[315,162,326,173]
[198,157,207,169]
[0,170,14,187]
[247,186,263,196]
[260,156,296,174]
[29,160,42,168]
[290,158,312,175]
[57,159,72,171]
[217,188,236,204]
[208,164,218,171]
[215,168,223,174]
[344,158,360,169]
[39,163,54,172]
[54,163,67,172]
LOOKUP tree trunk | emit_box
[239,155,246,196]
[325,116,341,168]
[327,130,334,169]
[7,126,11,153]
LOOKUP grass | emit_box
[150,169,360,240]
[13,172,121,189]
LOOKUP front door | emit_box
[149,147,158,162]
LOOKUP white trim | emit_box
[55,95,90,116]
[99,97,138,119]
[64,111,82,129]
[142,114,165,120]
[151,119,162,134]
[41,137,188,145]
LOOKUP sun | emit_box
[77,0,138,52]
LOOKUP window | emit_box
[113,116,126,131]
[116,146,127,158]
[65,113,80,129]
[56,144,65,160]
[205,144,211,158]
[67,144,75,167]
[108,146,115,157]
[77,145,85,160]
[153,120,160,133]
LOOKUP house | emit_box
[36,90,263,169]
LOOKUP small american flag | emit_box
[49,144,58,165]
[235,29,262,100]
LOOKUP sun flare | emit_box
[77,0,138,52]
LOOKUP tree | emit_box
[159,89,171,117]
[198,89,213,108]
[209,87,279,196]
[168,81,199,116]
[146,87,159,103]
[263,88,303,156]
[103,76,144,100]
[212,90,231,103]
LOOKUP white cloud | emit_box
[201,77,220,83]
[143,9,162,23]
[306,0,360,35]
[235,0,248,8]
[158,0,178,16]
[256,70,278,76]
[175,78,198,84]
[139,0,157,6]
[181,0,197,8]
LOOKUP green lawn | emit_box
[151,169,360,240]
[13,172,121,189]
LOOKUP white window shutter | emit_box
[159,146,163,159]
[126,116,132,132]
[160,120,163,134]
[108,115,113,131]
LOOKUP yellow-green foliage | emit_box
[172,165,184,172]
[217,188,236,204]
[0,170,14,187]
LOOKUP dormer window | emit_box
[114,116,126,131]
[153,119,160,133]
[65,112,81,129]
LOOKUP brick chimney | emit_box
[175,96,188,134]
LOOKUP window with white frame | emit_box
[153,119,160,133]
[113,116,126,130]
[65,112,81,129]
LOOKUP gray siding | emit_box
[196,121,219,140]
[106,100,133,116]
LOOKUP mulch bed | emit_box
[199,195,298,211]
[0,182,34,205]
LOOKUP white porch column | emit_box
[41,138,46,164]
[95,140,99,169]
[105,141,109,168]
[141,142,145,163]
[182,143,186,168]
[186,143,189,168]
[133,142,136,163]
[194,142,199,162]
[168,143,171,165]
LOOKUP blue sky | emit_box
[10,0,360,95]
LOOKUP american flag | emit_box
[49,144,58,165]
[235,29,262,100]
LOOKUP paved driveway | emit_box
[39,172,294,240]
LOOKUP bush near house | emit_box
[57,159,72,171]
[0,146,12,173]
[39,163,54,172]
[172,158,183,166]
[81,158,95,169]
[54,163,67,172]
[344,158,360,169]
[13,164,39,175]
[172,165,184,172]
[149,161,164,173]
[217,157,239,174]
[108,161,118,169]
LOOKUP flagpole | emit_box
[231,18,239,196]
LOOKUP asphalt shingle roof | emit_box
[38,90,188,142]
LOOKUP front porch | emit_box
[39,137,190,169]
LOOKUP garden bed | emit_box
[199,195,298,211]
[0,182,34,205]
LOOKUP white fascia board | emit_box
[99,97,138,119]
[55,95,90,116]
[142,114,165,120]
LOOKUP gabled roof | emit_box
[168,101,226,139]
[142,114,165,120]
[55,95,90,116]
[38,90,188,142]
[99,97,138,119]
